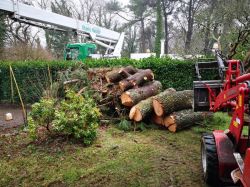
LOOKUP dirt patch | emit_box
[0,104,30,134]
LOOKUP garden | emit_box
[0,58,230,186]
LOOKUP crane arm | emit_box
[0,0,125,57]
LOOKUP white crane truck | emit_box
[0,0,125,60]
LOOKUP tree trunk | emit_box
[184,0,194,54]
[203,0,217,55]
[163,115,175,128]
[203,20,211,55]
[105,66,137,83]
[153,90,193,117]
[244,49,250,72]
[129,88,175,122]
[129,97,154,122]
[119,69,154,91]
[152,114,164,126]
[121,81,162,107]
[162,1,169,54]
[166,109,207,132]
[140,18,146,53]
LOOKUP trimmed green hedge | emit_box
[0,61,78,103]
[0,58,196,103]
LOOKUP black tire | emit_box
[201,133,220,186]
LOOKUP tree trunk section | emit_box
[129,97,154,122]
[166,109,208,132]
[153,90,193,117]
[129,88,175,122]
[140,18,146,53]
[105,66,137,83]
[121,81,162,107]
[244,49,250,72]
[119,69,154,91]
[203,0,216,55]
[152,114,164,126]
[162,1,169,54]
[163,115,175,128]
[184,0,194,54]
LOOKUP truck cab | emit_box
[64,43,97,61]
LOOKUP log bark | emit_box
[129,97,154,122]
[153,90,193,117]
[105,66,137,83]
[119,69,154,91]
[121,81,162,107]
[129,88,174,122]
[166,109,207,132]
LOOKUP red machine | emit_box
[194,50,250,186]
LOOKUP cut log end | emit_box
[133,108,142,122]
[163,115,175,127]
[129,106,143,122]
[129,107,136,120]
[153,99,164,116]
[152,114,164,126]
[121,92,133,107]
[168,124,177,132]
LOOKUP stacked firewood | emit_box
[86,66,209,132]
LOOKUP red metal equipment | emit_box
[194,51,250,186]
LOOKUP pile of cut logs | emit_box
[87,66,209,132]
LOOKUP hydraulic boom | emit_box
[0,0,125,59]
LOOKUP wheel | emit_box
[201,133,220,186]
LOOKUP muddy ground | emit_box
[0,104,30,135]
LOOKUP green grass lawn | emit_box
[0,112,232,187]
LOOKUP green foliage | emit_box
[0,60,78,103]
[192,112,231,134]
[117,120,148,132]
[0,57,200,104]
[117,119,132,131]
[155,0,163,57]
[27,116,37,139]
[30,98,56,126]
[52,91,101,145]
[63,168,81,184]
[28,98,56,139]
[28,91,101,145]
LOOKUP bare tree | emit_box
[161,0,177,54]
